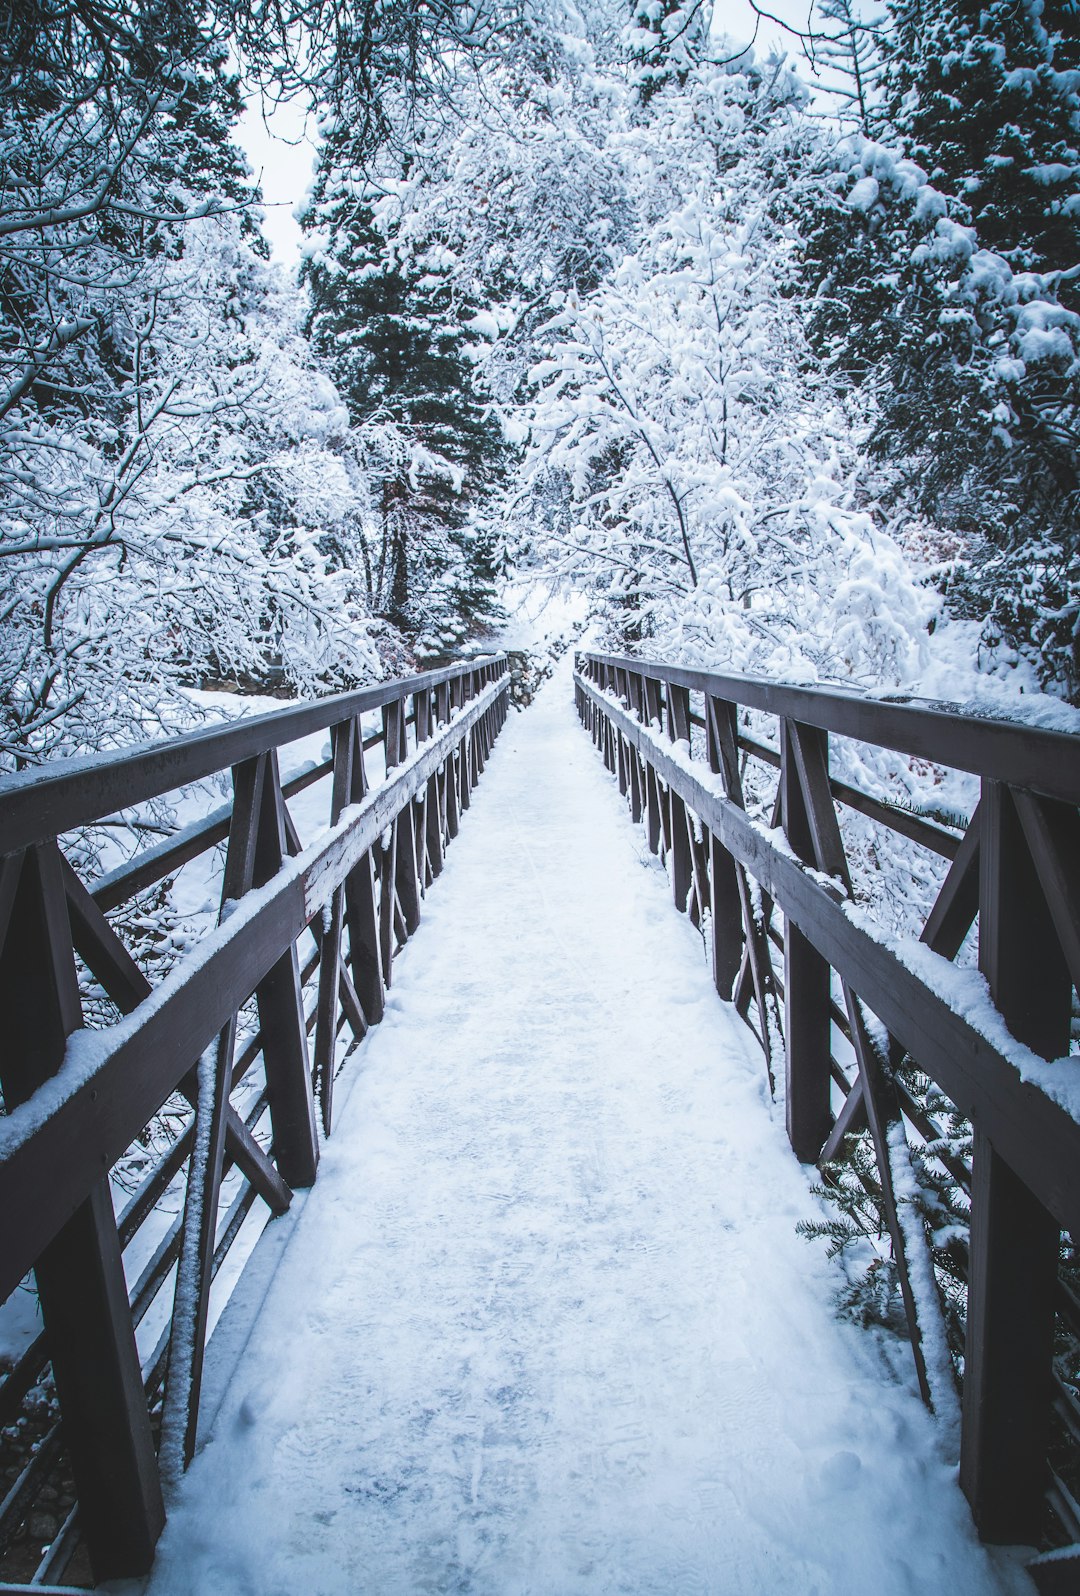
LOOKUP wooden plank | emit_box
[959,778,1068,1543]
[0,844,164,1580]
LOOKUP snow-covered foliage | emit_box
[0,214,391,765]
[0,12,398,767]
[522,68,937,685]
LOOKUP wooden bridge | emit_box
[0,650,1078,1593]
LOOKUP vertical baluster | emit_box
[779,719,834,1163]
[706,696,743,998]
[378,709,401,984]
[342,718,385,1028]
[614,669,630,799]
[163,753,265,1473]
[642,677,664,855]
[314,724,353,1135]
[440,680,460,841]
[418,689,444,885]
[253,750,319,1183]
[454,673,472,813]
[472,670,485,778]
[627,673,645,824]
[666,684,693,913]
[389,697,421,937]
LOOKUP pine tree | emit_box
[302,135,507,650]
[882,0,1080,304]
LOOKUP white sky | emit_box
[235,0,818,270]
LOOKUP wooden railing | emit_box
[576,651,1080,1557]
[0,656,509,1586]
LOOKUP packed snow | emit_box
[140,661,1031,1596]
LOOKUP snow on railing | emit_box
[0,655,509,1586]
[576,649,1080,1568]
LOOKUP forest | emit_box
[1,2,1079,1581]
[1,0,1078,775]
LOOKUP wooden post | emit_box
[440,681,460,842]
[643,677,664,855]
[666,685,693,913]
[418,690,444,885]
[705,696,743,998]
[385,698,421,937]
[780,719,833,1163]
[627,674,644,824]
[960,779,1069,1541]
[341,718,385,1028]
[0,845,164,1580]
[314,724,352,1135]
[252,752,319,1182]
[454,675,472,813]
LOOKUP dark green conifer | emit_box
[303,135,506,648]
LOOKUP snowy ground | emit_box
[138,657,1031,1596]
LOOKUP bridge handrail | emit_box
[0,654,510,1585]
[587,650,1080,803]
[0,656,503,855]
[576,649,1080,1553]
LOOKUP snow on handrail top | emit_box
[0,655,507,857]
[581,651,1080,805]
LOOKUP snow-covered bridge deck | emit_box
[142,662,1022,1596]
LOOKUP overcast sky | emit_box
[236,0,818,270]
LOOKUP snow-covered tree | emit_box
[881,0,1080,296]
[801,140,1080,698]
[520,56,934,684]
[302,137,508,652]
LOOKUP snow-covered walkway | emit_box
[143,660,1027,1596]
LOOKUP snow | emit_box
[142,660,1029,1596]
[843,905,1080,1122]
